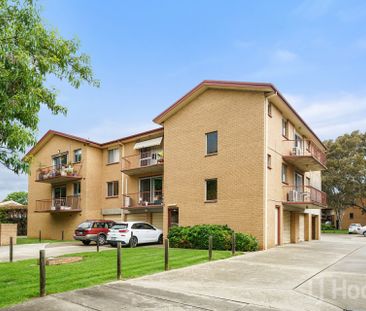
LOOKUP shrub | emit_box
[168,224,258,252]
[321,223,335,231]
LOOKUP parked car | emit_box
[107,221,163,247]
[356,225,366,236]
[74,220,115,245]
[348,223,362,234]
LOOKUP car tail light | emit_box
[119,229,129,233]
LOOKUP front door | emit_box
[53,154,67,168]
[168,208,179,229]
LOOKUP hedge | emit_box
[168,224,258,252]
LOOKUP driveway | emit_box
[0,242,111,262]
[3,234,366,311]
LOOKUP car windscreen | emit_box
[111,223,128,230]
[78,222,93,229]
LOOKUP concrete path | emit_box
[3,234,366,310]
[0,242,111,262]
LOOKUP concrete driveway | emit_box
[3,234,366,311]
[0,242,111,262]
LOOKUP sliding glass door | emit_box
[139,177,163,205]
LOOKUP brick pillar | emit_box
[304,214,311,241]
[290,212,299,243]
[314,215,320,240]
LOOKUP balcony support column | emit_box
[290,212,299,243]
[304,213,311,241]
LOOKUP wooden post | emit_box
[231,231,236,256]
[39,230,42,243]
[96,233,100,252]
[61,230,64,241]
[39,250,46,297]
[117,241,121,280]
[9,237,13,262]
[208,235,213,261]
[164,238,169,271]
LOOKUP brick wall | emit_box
[0,223,17,246]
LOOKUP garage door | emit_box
[152,213,163,230]
[299,214,305,242]
[283,211,291,244]
[126,214,146,222]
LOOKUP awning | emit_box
[134,137,163,150]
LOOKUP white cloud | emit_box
[0,165,27,201]
[293,0,334,19]
[78,120,160,143]
[273,49,298,62]
[283,92,366,140]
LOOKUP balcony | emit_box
[36,163,82,184]
[35,196,81,213]
[283,185,327,209]
[122,191,163,211]
[121,152,164,176]
[282,140,326,171]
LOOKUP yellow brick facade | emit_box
[27,81,325,248]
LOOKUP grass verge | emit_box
[16,237,73,245]
[321,229,349,234]
[0,247,233,308]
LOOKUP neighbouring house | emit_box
[26,80,327,249]
[0,200,27,235]
[323,206,366,229]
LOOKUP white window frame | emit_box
[107,181,119,197]
[205,131,218,155]
[107,148,120,164]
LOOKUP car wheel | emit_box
[363,232,366,237]
[82,240,91,246]
[158,234,163,244]
[129,236,138,248]
[109,242,117,247]
[98,234,107,246]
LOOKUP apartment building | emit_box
[27,80,327,248]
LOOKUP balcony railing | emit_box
[35,196,81,212]
[122,191,163,208]
[121,152,164,175]
[283,185,327,207]
[282,139,326,170]
[36,163,82,183]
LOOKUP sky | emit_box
[1,0,366,200]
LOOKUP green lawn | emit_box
[322,229,349,234]
[0,247,233,308]
[16,237,73,245]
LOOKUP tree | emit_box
[0,0,99,174]
[2,191,28,205]
[322,131,366,228]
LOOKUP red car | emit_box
[73,220,115,245]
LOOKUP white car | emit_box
[107,221,163,247]
[356,225,366,236]
[348,223,362,234]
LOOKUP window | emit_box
[268,103,272,117]
[205,179,217,201]
[74,149,82,163]
[206,131,218,155]
[73,182,81,196]
[267,154,272,169]
[350,213,354,220]
[281,164,288,183]
[107,181,119,197]
[282,119,289,138]
[107,148,120,164]
[52,153,67,168]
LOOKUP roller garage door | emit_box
[103,215,122,222]
[152,213,163,230]
[126,214,146,222]
[283,211,291,244]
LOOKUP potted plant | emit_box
[157,151,164,163]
